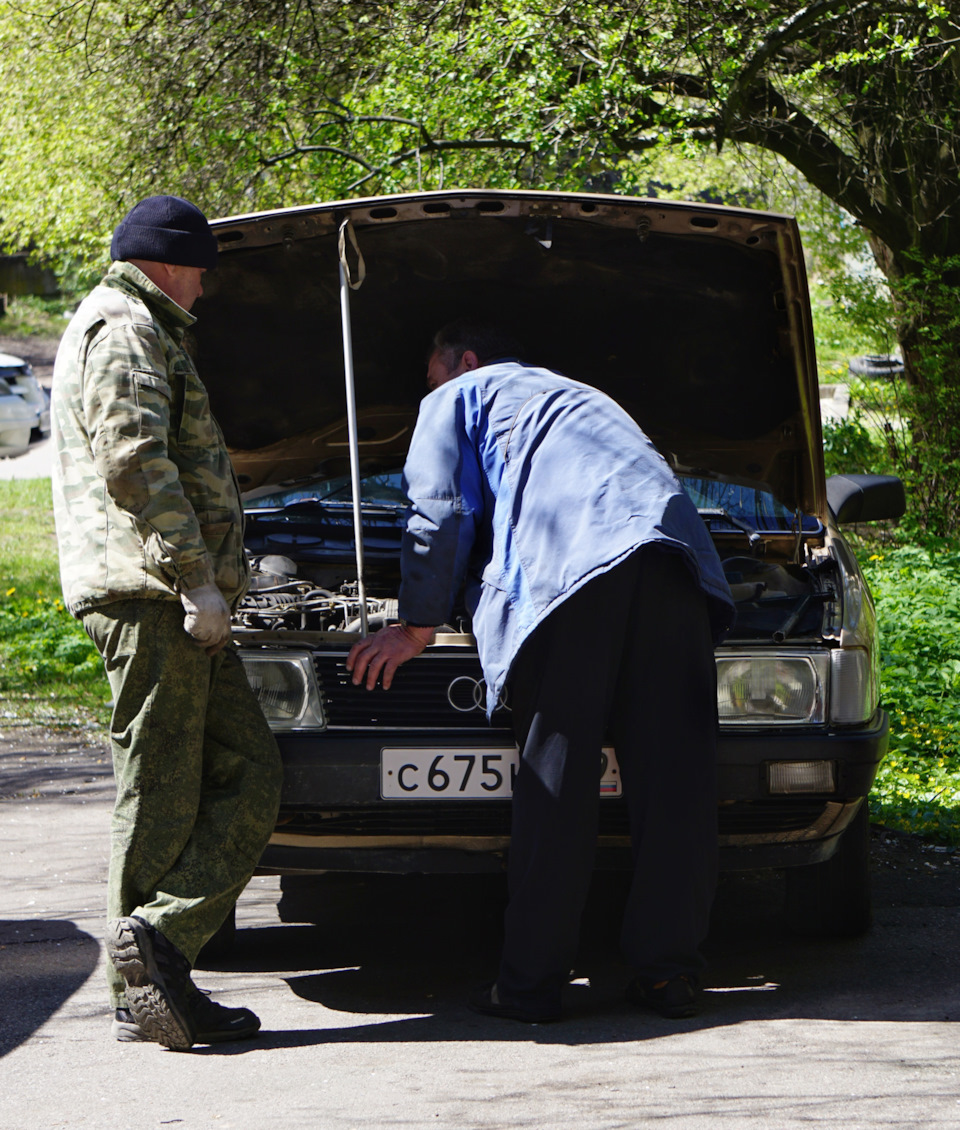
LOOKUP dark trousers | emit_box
[498,546,718,1010]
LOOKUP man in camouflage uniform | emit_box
[51,195,283,1050]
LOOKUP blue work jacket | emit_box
[399,362,734,715]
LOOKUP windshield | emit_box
[681,476,820,533]
[244,471,408,509]
[244,469,819,533]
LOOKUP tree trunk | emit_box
[865,235,960,535]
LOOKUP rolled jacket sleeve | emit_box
[399,384,486,626]
[84,323,215,592]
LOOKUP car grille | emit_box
[280,800,831,840]
[314,652,513,730]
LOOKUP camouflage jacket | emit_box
[51,261,249,615]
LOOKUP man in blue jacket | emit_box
[348,320,734,1022]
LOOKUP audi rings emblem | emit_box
[447,675,510,713]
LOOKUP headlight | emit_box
[716,654,827,724]
[830,647,877,725]
[239,650,326,730]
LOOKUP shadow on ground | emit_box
[0,919,99,1056]
[0,734,113,801]
[195,830,959,1051]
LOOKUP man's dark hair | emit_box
[432,319,526,366]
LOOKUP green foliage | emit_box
[822,410,889,478]
[0,480,109,726]
[809,248,960,539]
[3,2,957,272]
[815,255,960,539]
[0,2,130,267]
[861,545,960,844]
[884,254,960,538]
[0,591,104,690]
[0,478,60,592]
[0,295,73,338]
[811,272,898,376]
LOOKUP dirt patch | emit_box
[871,823,960,907]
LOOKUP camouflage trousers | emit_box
[82,599,283,1008]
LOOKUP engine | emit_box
[234,554,398,632]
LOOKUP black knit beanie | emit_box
[111,195,218,269]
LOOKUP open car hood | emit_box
[197,189,824,517]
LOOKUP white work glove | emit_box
[180,583,232,655]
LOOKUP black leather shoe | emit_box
[468,982,561,1024]
[625,974,700,1018]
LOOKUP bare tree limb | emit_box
[720,0,874,139]
[726,80,912,249]
[343,136,531,192]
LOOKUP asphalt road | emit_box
[1,727,959,1130]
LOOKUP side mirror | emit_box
[826,474,906,524]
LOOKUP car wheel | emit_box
[195,905,237,964]
[784,800,873,938]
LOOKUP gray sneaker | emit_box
[112,1007,149,1042]
[105,916,195,1051]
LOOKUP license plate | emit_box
[380,747,622,799]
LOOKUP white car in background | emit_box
[0,350,50,446]
[0,384,38,456]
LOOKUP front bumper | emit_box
[257,710,888,875]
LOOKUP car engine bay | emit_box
[234,538,839,644]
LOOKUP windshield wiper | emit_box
[698,507,762,547]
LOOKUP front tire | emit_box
[784,800,873,938]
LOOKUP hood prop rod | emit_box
[338,217,369,637]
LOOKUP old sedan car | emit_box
[194,189,904,940]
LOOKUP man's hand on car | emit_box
[180,583,232,656]
[347,622,435,690]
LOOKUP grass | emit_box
[859,544,960,845]
[0,294,74,339]
[0,479,110,729]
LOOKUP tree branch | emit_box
[615,58,912,250]
[258,143,382,173]
[721,2,942,144]
[343,137,531,192]
[253,130,532,191]
[727,80,912,249]
[721,0,872,138]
